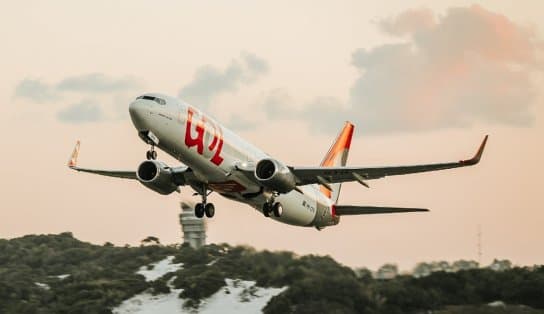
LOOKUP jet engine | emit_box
[255,158,297,193]
[136,160,179,195]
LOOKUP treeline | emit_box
[172,245,544,313]
[0,233,176,313]
[0,233,543,314]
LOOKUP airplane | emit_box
[68,93,488,230]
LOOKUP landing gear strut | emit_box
[194,184,215,218]
[262,202,271,217]
[146,145,157,160]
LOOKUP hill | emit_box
[0,233,543,313]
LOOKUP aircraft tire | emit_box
[151,150,157,160]
[195,203,205,218]
[205,203,215,218]
[262,203,271,217]
[146,151,151,160]
[272,202,283,217]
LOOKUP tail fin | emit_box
[320,122,354,204]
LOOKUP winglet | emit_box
[68,141,81,168]
[461,135,488,165]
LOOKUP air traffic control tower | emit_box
[179,201,206,249]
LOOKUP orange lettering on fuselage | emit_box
[185,107,224,166]
[185,108,204,154]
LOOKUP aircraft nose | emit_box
[129,100,148,130]
[129,100,143,115]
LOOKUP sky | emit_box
[1,0,543,270]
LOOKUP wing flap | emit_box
[334,205,429,215]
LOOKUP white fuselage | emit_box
[129,93,339,228]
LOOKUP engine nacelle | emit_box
[136,160,179,195]
[255,158,297,193]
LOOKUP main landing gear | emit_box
[194,184,215,218]
[262,201,282,218]
[146,145,157,160]
[195,202,214,218]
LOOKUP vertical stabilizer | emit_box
[320,122,354,204]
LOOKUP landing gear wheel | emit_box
[146,147,157,160]
[204,203,215,218]
[195,203,205,218]
[262,203,271,217]
[272,202,283,217]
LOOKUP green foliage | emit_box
[150,275,172,295]
[140,236,160,246]
[168,244,544,313]
[174,266,226,308]
[372,267,544,313]
[0,233,177,314]
[436,304,544,314]
[1,233,543,314]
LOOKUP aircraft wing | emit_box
[69,167,137,179]
[67,141,138,179]
[67,141,191,186]
[334,205,428,215]
[290,135,488,187]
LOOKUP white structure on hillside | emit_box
[179,201,206,249]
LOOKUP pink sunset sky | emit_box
[1,1,542,270]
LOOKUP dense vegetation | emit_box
[0,233,176,313]
[0,233,543,314]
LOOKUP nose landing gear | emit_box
[140,131,159,160]
[146,145,157,160]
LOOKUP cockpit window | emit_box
[136,95,166,105]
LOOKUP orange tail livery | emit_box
[320,122,354,203]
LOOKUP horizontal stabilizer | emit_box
[334,205,429,215]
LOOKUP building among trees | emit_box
[179,201,206,249]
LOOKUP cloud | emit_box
[56,73,142,93]
[57,100,103,123]
[14,79,59,103]
[266,5,543,134]
[378,8,435,36]
[226,114,258,131]
[262,88,293,120]
[259,89,349,133]
[299,97,350,133]
[179,53,268,109]
[14,73,143,123]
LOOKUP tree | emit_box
[140,236,160,246]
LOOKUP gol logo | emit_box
[184,107,224,166]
